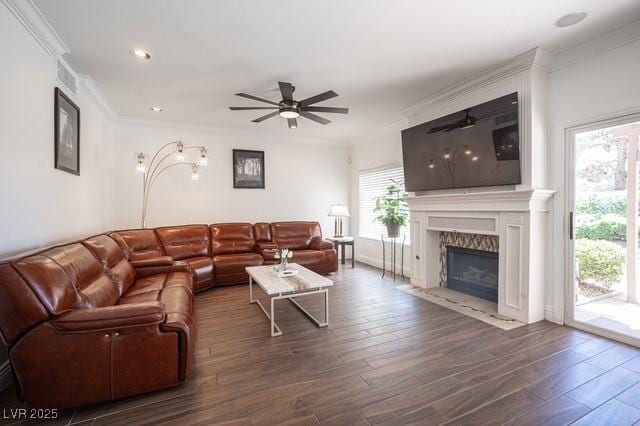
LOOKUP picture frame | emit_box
[233,149,265,188]
[54,87,81,175]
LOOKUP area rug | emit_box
[395,284,525,330]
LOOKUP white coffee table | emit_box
[246,263,333,337]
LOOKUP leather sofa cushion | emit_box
[253,222,272,242]
[270,222,323,250]
[213,253,263,284]
[122,272,193,297]
[0,264,51,345]
[13,254,80,315]
[110,229,165,261]
[15,243,123,312]
[83,235,135,295]
[156,225,210,260]
[210,223,256,256]
[289,250,333,268]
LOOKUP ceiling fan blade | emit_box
[278,81,294,102]
[235,93,279,106]
[229,106,278,110]
[287,118,298,129]
[302,106,349,114]
[251,111,280,123]
[299,90,338,106]
[300,111,331,125]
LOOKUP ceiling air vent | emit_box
[57,60,77,94]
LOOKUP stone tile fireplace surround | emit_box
[408,190,554,324]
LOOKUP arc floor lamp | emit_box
[136,141,208,228]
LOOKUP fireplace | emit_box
[446,246,499,303]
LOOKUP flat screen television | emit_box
[401,92,521,192]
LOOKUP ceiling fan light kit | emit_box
[229,81,349,129]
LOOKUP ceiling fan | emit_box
[426,108,507,134]
[229,81,349,129]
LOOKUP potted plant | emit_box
[374,183,408,237]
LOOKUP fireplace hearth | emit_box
[446,246,499,303]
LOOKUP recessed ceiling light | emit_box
[130,48,151,59]
[554,11,587,28]
[150,106,163,112]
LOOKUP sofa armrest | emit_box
[130,256,174,268]
[135,263,191,278]
[51,302,166,332]
[255,242,279,261]
[309,238,335,250]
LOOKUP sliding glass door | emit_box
[567,116,640,344]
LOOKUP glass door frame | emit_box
[564,111,640,347]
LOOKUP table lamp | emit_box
[327,204,350,238]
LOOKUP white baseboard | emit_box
[0,361,11,391]
[355,253,411,277]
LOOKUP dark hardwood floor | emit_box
[3,263,640,425]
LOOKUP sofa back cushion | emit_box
[270,222,323,250]
[110,229,164,261]
[0,263,50,346]
[83,235,135,295]
[253,223,272,242]
[156,225,210,260]
[44,243,121,309]
[210,223,256,256]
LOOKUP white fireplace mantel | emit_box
[408,189,555,324]
[406,189,556,213]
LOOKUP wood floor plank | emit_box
[444,389,544,425]
[564,366,640,409]
[429,373,530,420]
[572,398,640,426]
[504,395,591,426]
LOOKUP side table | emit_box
[327,237,355,268]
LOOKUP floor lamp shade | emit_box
[328,205,350,238]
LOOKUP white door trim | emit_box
[564,111,640,344]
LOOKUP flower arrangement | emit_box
[274,248,294,270]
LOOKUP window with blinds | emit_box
[358,166,410,240]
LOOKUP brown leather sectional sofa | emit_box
[0,221,336,408]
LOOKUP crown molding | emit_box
[2,0,69,57]
[551,19,640,72]
[400,48,551,119]
[77,75,118,121]
[349,117,407,147]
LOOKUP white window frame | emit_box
[358,165,410,241]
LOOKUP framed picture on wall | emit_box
[233,149,265,188]
[54,87,81,175]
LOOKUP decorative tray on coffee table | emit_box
[272,265,299,278]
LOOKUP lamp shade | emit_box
[327,204,350,217]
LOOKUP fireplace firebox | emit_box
[446,246,499,303]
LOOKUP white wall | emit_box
[348,119,411,274]
[111,121,349,235]
[0,4,114,258]
[548,37,640,324]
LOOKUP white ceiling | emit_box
[34,0,640,142]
